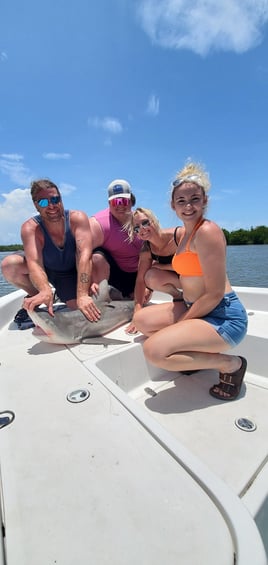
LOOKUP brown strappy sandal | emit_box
[209,356,247,401]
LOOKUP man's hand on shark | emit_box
[24,292,55,317]
[77,296,101,322]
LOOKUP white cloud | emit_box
[137,0,268,55]
[42,152,71,160]
[0,153,77,242]
[0,188,35,244]
[0,153,22,160]
[0,154,33,185]
[0,183,78,244]
[59,182,77,195]
[88,116,123,134]
[0,52,8,62]
[146,94,160,116]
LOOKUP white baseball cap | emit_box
[107,179,132,201]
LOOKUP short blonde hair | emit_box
[171,161,211,202]
[125,207,161,241]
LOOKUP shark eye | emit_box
[106,304,116,309]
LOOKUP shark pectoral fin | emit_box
[81,337,131,345]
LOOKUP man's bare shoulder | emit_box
[70,209,87,218]
[21,216,38,235]
[69,209,89,226]
[88,215,104,247]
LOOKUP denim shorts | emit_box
[200,292,248,347]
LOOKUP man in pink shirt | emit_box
[89,179,142,297]
[89,179,143,298]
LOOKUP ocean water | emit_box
[0,252,18,297]
[0,245,268,298]
[226,245,268,287]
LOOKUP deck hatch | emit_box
[66,389,90,403]
[235,418,257,432]
[0,411,15,429]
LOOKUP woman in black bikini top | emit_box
[124,207,181,333]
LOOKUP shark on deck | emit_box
[27,280,134,345]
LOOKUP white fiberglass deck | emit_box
[0,287,267,564]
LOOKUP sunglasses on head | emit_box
[133,219,150,234]
[172,174,202,188]
[111,197,130,207]
[35,196,61,207]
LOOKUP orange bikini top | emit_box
[172,219,204,277]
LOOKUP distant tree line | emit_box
[0,244,23,251]
[0,225,268,250]
[222,225,268,245]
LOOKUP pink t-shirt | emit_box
[93,208,142,272]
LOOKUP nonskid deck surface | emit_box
[0,289,268,563]
[126,366,268,495]
[0,302,238,565]
[79,297,268,498]
[1,291,267,500]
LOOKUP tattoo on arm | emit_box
[76,238,85,255]
[80,273,90,283]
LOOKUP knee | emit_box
[92,253,109,269]
[143,338,159,365]
[92,253,103,267]
[92,253,110,277]
[1,255,11,270]
[133,309,148,334]
[1,254,25,281]
[133,308,158,338]
[1,255,17,277]
[144,268,157,290]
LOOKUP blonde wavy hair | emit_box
[171,161,211,202]
[125,207,161,242]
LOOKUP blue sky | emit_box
[1,0,268,244]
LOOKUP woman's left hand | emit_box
[125,320,138,334]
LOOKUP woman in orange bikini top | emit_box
[172,218,204,277]
[133,162,248,402]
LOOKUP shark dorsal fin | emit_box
[95,280,111,303]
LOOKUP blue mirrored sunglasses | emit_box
[35,196,61,207]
